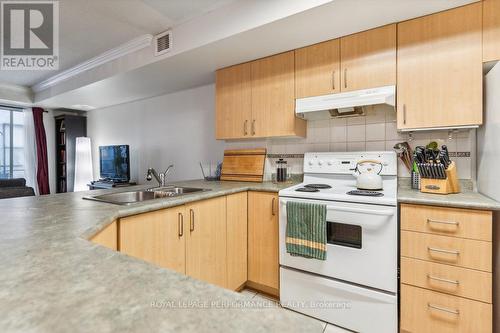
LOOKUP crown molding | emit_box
[31,34,154,93]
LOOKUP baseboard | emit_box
[245,280,279,298]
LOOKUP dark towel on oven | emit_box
[286,201,327,260]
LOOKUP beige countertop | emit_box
[0,179,324,333]
[2,178,498,332]
[397,180,500,211]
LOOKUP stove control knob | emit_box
[327,160,333,166]
[318,160,324,166]
[308,161,314,166]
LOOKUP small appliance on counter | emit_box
[413,145,460,194]
[275,158,291,183]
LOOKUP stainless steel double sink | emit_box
[83,186,209,205]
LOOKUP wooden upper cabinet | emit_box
[215,63,252,139]
[251,51,306,138]
[295,39,341,98]
[397,3,483,130]
[483,0,500,62]
[120,207,186,275]
[215,52,306,139]
[340,24,396,92]
[185,197,227,288]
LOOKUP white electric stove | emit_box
[279,152,398,333]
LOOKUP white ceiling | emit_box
[35,0,479,110]
[0,0,237,87]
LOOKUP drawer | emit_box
[401,231,492,272]
[401,284,492,333]
[401,204,492,241]
[401,257,492,303]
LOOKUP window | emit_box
[0,107,24,179]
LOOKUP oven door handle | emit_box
[281,200,394,217]
[325,206,395,217]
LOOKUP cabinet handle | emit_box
[427,274,460,285]
[332,70,336,90]
[427,247,460,256]
[427,219,459,226]
[272,197,276,216]
[244,120,248,136]
[251,120,256,136]
[403,104,407,125]
[178,212,183,237]
[427,303,460,315]
[189,209,195,232]
[344,68,347,89]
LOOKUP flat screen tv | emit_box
[99,145,130,182]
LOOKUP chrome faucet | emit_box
[146,165,174,187]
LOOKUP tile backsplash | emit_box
[224,105,475,180]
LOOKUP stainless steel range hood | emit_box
[295,85,396,120]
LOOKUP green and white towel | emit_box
[286,201,327,260]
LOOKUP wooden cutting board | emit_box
[221,148,266,182]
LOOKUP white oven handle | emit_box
[325,206,394,217]
[280,199,394,217]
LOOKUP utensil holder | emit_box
[420,162,460,194]
[411,171,420,190]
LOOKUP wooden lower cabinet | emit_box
[110,191,280,294]
[401,285,492,333]
[120,206,186,274]
[90,221,117,251]
[400,204,493,333]
[248,191,279,296]
[186,196,227,288]
[226,192,248,290]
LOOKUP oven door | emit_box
[279,197,397,293]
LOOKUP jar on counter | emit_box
[276,158,288,182]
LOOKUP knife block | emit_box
[420,162,460,194]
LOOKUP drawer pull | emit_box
[427,247,460,256]
[427,219,459,226]
[427,274,460,285]
[427,303,460,315]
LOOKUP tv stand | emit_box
[87,180,137,190]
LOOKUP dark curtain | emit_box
[32,108,50,195]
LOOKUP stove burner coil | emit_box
[347,190,384,197]
[304,184,332,189]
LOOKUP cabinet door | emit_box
[186,196,227,288]
[484,0,500,63]
[251,51,306,138]
[295,39,341,98]
[226,192,248,290]
[215,63,252,139]
[120,207,186,274]
[397,4,482,130]
[340,24,396,92]
[91,221,117,251]
[248,191,279,295]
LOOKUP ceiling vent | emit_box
[154,30,172,56]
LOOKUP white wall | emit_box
[87,84,225,184]
[477,62,500,333]
[478,63,500,200]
